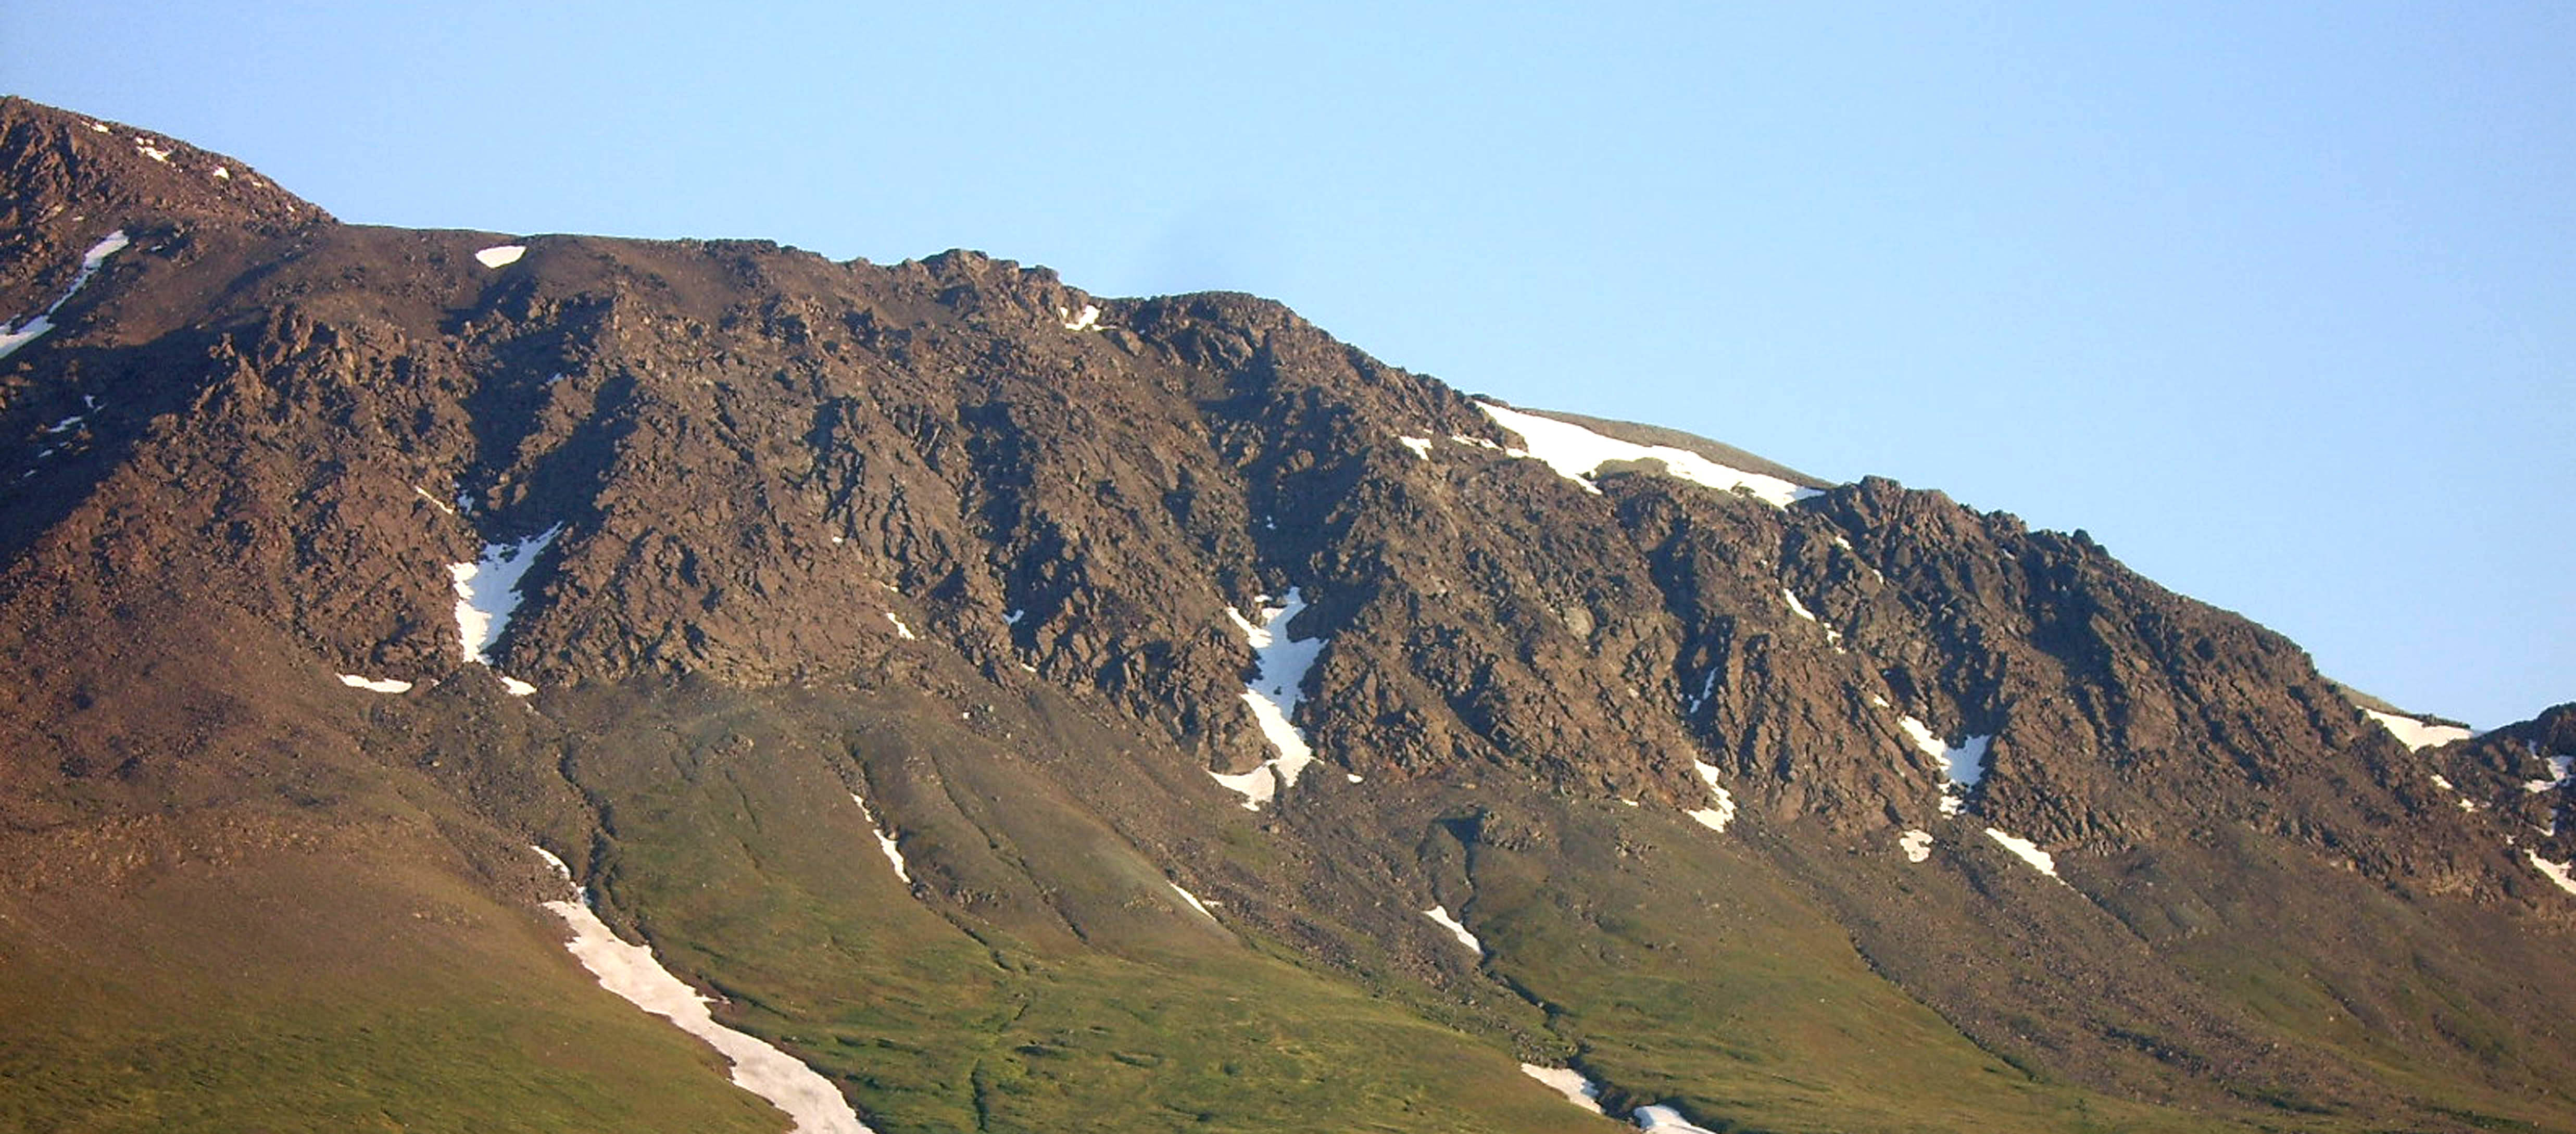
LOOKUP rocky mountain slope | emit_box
[5,95,2574,1133]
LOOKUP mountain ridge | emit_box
[6,96,2575,1134]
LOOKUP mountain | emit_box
[5,95,2574,1134]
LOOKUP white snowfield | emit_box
[1518,1064,1605,1114]
[2523,754,2573,794]
[1687,760,1737,831]
[2362,708,2472,752]
[1633,1103,1724,1132]
[1899,716,1991,815]
[473,244,527,268]
[448,526,558,696]
[1900,829,1935,863]
[2529,851,2576,897]
[1210,590,1328,809]
[849,793,910,882]
[532,849,874,1133]
[1422,905,1482,955]
[1781,588,1843,646]
[1984,827,2066,884]
[1167,880,1218,921]
[1475,402,1823,508]
[336,674,413,694]
[1,230,132,361]
[449,527,559,663]
[1058,303,1102,331]
[1398,435,1434,459]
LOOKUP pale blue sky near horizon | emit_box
[6,2,2569,727]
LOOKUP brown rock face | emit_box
[7,97,2576,1133]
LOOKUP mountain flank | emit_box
[5,95,2575,1134]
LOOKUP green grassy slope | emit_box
[0,808,788,1134]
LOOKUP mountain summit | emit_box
[5,96,2573,1134]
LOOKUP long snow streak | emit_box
[1899,716,1990,815]
[1476,402,1821,508]
[1210,590,1327,809]
[448,526,561,664]
[532,851,874,1133]
[1,231,132,360]
[1168,881,1219,921]
[2362,708,2472,752]
[1687,760,1737,832]
[848,793,910,883]
[1518,1064,1606,1114]
[2530,852,2576,897]
[1633,1104,1725,1132]
[2528,754,2575,794]
[1984,827,2066,884]
[1422,905,1484,955]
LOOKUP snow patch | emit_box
[1899,716,1990,815]
[849,793,910,882]
[1900,829,1934,862]
[134,140,171,162]
[1518,1064,1605,1114]
[1168,881,1218,921]
[1209,590,1328,810]
[1058,304,1101,331]
[885,612,916,640]
[1422,905,1482,955]
[473,244,527,268]
[2363,709,2472,752]
[1687,760,1737,831]
[2524,755,2573,793]
[1984,828,2066,883]
[337,674,413,694]
[448,526,559,664]
[1684,669,1717,716]
[1780,588,1842,646]
[86,121,110,133]
[211,166,230,180]
[537,863,874,1133]
[500,675,537,697]
[1633,1103,1724,1132]
[532,844,573,879]
[1,230,132,361]
[1399,436,1434,459]
[1683,806,1732,832]
[1476,402,1822,508]
[2529,852,2576,897]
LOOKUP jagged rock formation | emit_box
[6,95,2575,1133]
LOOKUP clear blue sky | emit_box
[7,2,2569,726]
